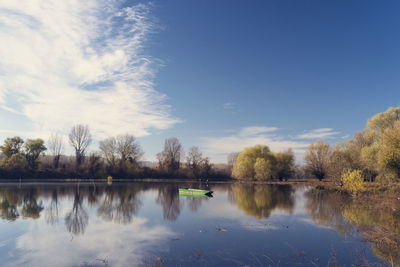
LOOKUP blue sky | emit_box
[0,1,399,162]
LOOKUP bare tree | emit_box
[68,124,91,167]
[187,147,202,168]
[45,189,59,225]
[116,134,143,165]
[157,137,182,174]
[99,137,118,170]
[187,146,210,178]
[65,188,88,235]
[227,152,239,171]
[304,139,331,181]
[156,186,182,221]
[48,133,64,169]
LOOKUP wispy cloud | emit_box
[296,128,339,140]
[239,126,278,136]
[223,102,236,110]
[0,1,179,140]
[202,125,309,163]
[223,102,236,114]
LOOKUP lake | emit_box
[0,182,398,266]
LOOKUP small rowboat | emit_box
[178,188,213,196]
[179,193,212,198]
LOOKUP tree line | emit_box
[229,106,400,187]
[0,125,227,180]
[1,106,399,183]
[302,106,400,188]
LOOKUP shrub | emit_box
[342,169,364,193]
[376,172,397,186]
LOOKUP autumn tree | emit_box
[48,133,63,169]
[68,124,91,167]
[254,158,272,180]
[157,137,182,175]
[321,106,400,184]
[378,120,400,178]
[24,139,47,170]
[360,107,400,179]
[304,139,331,180]
[367,107,400,136]
[232,145,276,180]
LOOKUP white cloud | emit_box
[202,125,309,163]
[0,1,179,140]
[8,216,175,267]
[296,128,339,140]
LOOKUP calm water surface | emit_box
[0,182,398,266]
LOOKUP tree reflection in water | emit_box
[87,185,99,207]
[186,196,204,212]
[0,198,19,221]
[231,183,295,219]
[45,189,59,225]
[21,188,44,219]
[0,183,398,266]
[305,187,400,265]
[97,186,142,224]
[65,186,88,235]
[156,185,181,221]
[0,187,44,220]
[305,188,353,236]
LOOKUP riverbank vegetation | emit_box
[231,106,400,195]
[303,107,400,194]
[0,127,228,180]
[0,106,399,186]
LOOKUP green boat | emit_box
[178,193,212,198]
[178,188,213,196]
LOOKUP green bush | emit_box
[342,169,365,193]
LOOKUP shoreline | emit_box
[0,178,398,195]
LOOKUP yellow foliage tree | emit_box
[367,107,400,136]
[341,169,364,193]
[254,158,272,180]
[378,120,400,179]
[232,145,274,180]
